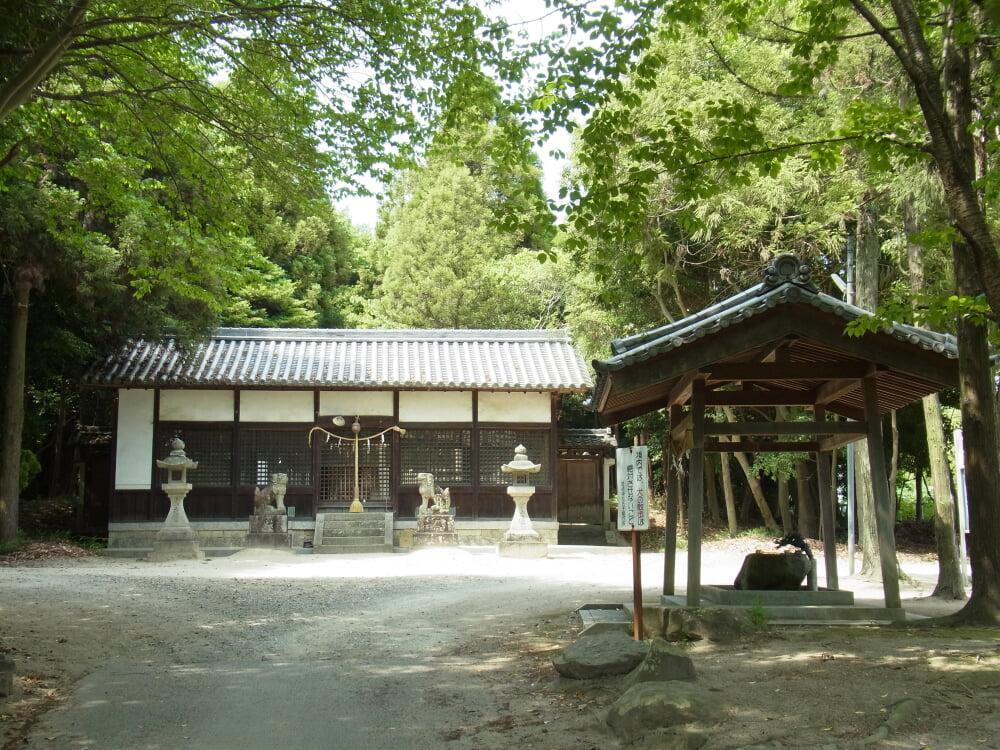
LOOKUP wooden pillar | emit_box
[686,381,706,606]
[663,404,681,596]
[813,404,839,590]
[815,449,838,591]
[862,376,902,609]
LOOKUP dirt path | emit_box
[1,544,997,749]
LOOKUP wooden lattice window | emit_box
[318,440,391,506]
[238,429,312,487]
[156,426,233,487]
[400,429,472,486]
[479,429,551,486]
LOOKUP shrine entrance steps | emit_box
[312,512,394,554]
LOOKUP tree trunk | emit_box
[795,458,818,538]
[854,198,889,578]
[0,277,31,543]
[947,242,1000,623]
[904,197,967,599]
[0,0,92,122]
[704,456,720,524]
[889,411,899,510]
[721,407,780,533]
[730,449,780,534]
[720,452,738,536]
[775,407,792,534]
[923,394,967,599]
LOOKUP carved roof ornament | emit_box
[762,254,817,292]
[501,445,541,486]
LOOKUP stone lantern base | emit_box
[149,526,204,562]
[498,537,548,558]
[149,483,204,562]
[498,485,548,558]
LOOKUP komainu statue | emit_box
[254,473,288,515]
[416,472,450,516]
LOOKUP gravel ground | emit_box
[1,542,996,750]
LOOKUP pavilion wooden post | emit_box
[663,404,682,597]
[686,380,706,606]
[813,404,839,591]
[862,375,902,610]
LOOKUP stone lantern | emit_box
[498,445,548,558]
[149,438,204,562]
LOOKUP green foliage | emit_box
[845,294,992,337]
[749,599,770,628]
[19,450,41,493]
[360,108,560,329]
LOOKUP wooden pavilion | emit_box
[590,255,959,613]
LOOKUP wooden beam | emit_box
[687,380,706,607]
[703,362,872,382]
[703,421,868,437]
[814,403,839,591]
[666,371,699,407]
[818,432,867,452]
[703,388,816,407]
[813,377,863,405]
[670,413,692,443]
[704,440,821,453]
[663,404,682,597]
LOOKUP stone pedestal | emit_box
[499,486,548,558]
[412,513,458,547]
[149,483,204,562]
[246,513,290,548]
[734,552,811,590]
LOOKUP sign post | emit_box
[616,446,650,641]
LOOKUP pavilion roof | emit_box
[591,255,958,426]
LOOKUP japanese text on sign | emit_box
[616,446,650,531]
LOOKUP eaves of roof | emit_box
[595,281,958,375]
[83,328,594,393]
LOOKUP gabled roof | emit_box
[592,255,959,426]
[84,328,593,392]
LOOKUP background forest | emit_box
[2,0,998,621]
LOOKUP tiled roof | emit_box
[599,262,957,375]
[590,255,960,425]
[559,428,618,448]
[84,328,593,392]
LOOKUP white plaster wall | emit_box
[115,389,155,489]
[399,391,472,422]
[319,391,394,417]
[160,390,234,421]
[478,391,551,423]
[239,390,313,422]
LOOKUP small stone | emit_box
[551,630,648,679]
[607,681,718,742]
[666,607,756,643]
[622,638,696,689]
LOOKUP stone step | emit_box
[313,512,392,555]
[313,543,392,554]
[320,535,385,546]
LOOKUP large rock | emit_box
[551,630,649,679]
[733,552,811,590]
[665,607,756,643]
[607,681,718,743]
[622,638,696,690]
